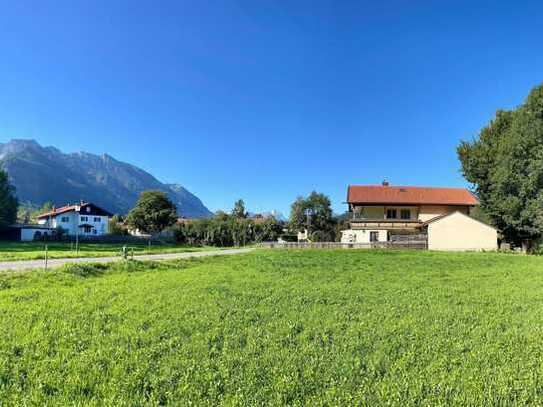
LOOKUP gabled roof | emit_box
[37,204,81,219]
[347,185,479,206]
[422,210,496,230]
[37,202,113,219]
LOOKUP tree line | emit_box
[111,191,342,246]
[0,167,342,245]
[458,83,543,247]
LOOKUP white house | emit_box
[341,182,498,251]
[37,202,113,237]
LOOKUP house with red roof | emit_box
[37,202,113,237]
[342,181,497,250]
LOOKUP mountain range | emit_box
[0,139,212,218]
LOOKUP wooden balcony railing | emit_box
[349,213,421,223]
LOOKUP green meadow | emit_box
[0,241,213,261]
[1,249,542,405]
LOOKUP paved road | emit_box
[0,248,255,272]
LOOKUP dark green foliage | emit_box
[17,201,54,224]
[0,168,18,231]
[232,199,247,219]
[126,190,178,234]
[173,213,283,246]
[458,84,543,241]
[109,214,128,236]
[289,191,336,239]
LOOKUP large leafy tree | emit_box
[126,190,177,234]
[289,191,335,239]
[458,84,543,241]
[231,199,247,219]
[0,168,18,231]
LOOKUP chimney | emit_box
[382,179,390,187]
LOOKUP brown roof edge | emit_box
[347,185,479,206]
[422,210,497,230]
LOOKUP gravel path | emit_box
[0,248,255,272]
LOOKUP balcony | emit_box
[349,213,422,230]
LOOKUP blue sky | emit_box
[1,1,542,215]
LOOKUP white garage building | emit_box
[424,211,498,251]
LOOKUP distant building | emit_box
[37,202,112,237]
[0,224,56,241]
[341,181,497,251]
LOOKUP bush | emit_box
[173,215,284,247]
[310,230,335,242]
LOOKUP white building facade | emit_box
[37,202,112,237]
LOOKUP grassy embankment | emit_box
[0,249,542,404]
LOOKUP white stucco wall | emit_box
[341,229,388,243]
[20,228,54,241]
[427,212,497,251]
[41,211,109,236]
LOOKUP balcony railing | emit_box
[349,213,421,223]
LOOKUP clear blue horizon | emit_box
[1,1,542,215]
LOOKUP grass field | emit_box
[1,249,542,404]
[0,241,215,261]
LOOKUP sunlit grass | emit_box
[0,241,214,261]
[0,249,541,404]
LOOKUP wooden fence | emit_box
[260,240,427,250]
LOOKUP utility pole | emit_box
[305,209,311,232]
[75,204,80,254]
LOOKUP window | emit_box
[94,217,101,222]
[81,216,88,222]
[370,231,379,242]
[386,209,397,219]
[61,217,69,223]
[92,229,97,235]
[86,206,91,213]
[400,209,411,220]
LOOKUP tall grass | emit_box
[0,249,542,404]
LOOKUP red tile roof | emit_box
[37,202,90,219]
[347,185,479,206]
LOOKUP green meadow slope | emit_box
[0,250,542,405]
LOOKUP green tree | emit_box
[256,216,283,242]
[289,191,335,238]
[214,210,229,221]
[126,190,177,234]
[289,196,307,232]
[458,84,543,242]
[109,214,127,235]
[232,199,247,219]
[0,168,18,231]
